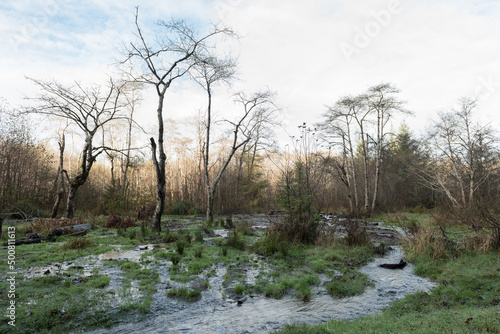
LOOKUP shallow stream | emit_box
[82,246,435,334]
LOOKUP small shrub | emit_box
[296,280,311,302]
[223,217,234,229]
[195,229,204,243]
[225,231,245,251]
[236,220,253,236]
[171,200,192,215]
[88,275,111,288]
[167,287,201,301]
[176,240,186,255]
[62,237,96,250]
[170,254,181,265]
[155,250,170,260]
[253,233,288,256]
[127,229,138,240]
[342,219,371,247]
[220,246,228,257]
[325,271,372,298]
[160,230,178,243]
[194,246,203,258]
[103,215,136,229]
[234,284,245,295]
[403,226,454,261]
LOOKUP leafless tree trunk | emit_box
[50,133,69,218]
[367,83,408,211]
[320,96,365,213]
[122,7,234,231]
[192,55,276,222]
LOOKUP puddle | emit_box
[213,229,229,238]
[81,246,435,334]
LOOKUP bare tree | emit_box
[122,7,235,231]
[50,123,70,218]
[27,77,127,218]
[198,83,277,222]
[320,96,364,212]
[366,83,409,211]
[420,98,496,209]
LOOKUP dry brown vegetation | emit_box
[26,218,87,235]
[103,215,136,229]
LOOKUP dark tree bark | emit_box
[51,134,68,218]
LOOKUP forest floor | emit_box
[0,213,498,333]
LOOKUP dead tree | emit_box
[122,7,235,231]
[50,130,70,218]
[198,86,277,222]
[419,98,496,209]
[320,96,365,213]
[27,77,127,218]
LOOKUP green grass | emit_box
[167,287,202,301]
[325,270,372,298]
[0,274,117,333]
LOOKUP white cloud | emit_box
[1,0,500,143]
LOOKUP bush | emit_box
[403,226,455,261]
[253,232,288,256]
[170,253,181,265]
[100,183,126,215]
[167,287,201,301]
[224,231,245,251]
[171,200,192,215]
[103,215,136,229]
[325,270,372,298]
[278,161,320,244]
[194,246,203,258]
[160,230,178,243]
[194,229,204,243]
[234,284,245,295]
[235,220,253,236]
[62,237,96,250]
[176,240,186,255]
[10,201,45,219]
[341,219,371,247]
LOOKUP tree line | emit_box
[1,9,499,236]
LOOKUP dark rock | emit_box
[379,259,407,269]
[44,269,51,275]
[236,296,247,306]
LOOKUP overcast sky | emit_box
[1,0,500,145]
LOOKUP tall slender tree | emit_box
[122,7,234,231]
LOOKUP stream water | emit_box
[82,246,435,334]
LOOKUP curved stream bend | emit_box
[84,246,435,334]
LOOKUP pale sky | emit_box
[1,0,500,145]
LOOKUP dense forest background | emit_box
[1,89,498,219]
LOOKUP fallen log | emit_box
[48,223,92,237]
[379,259,407,269]
[2,228,89,246]
[3,237,45,246]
